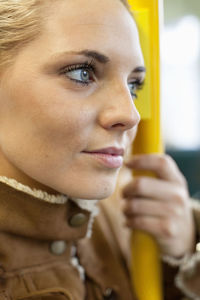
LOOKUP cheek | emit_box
[0,64,100,168]
[27,82,97,154]
[36,106,94,154]
[0,76,95,162]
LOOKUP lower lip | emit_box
[83,152,123,168]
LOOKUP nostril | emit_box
[111,123,125,128]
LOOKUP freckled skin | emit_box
[0,0,144,199]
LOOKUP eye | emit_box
[128,82,137,99]
[128,80,144,99]
[60,62,95,85]
[67,68,92,84]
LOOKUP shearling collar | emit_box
[0,177,96,271]
[0,179,137,300]
[0,180,100,271]
[0,176,99,238]
[0,179,100,285]
[0,177,99,239]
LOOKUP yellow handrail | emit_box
[128,1,164,299]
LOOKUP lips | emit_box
[83,147,124,156]
[83,147,124,168]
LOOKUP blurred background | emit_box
[162,0,200,198]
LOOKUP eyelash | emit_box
[128,80,144,99]
[60,60,96,86]
[59,62,144,98]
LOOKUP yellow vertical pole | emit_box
[128,0,164,300]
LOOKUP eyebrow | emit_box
[51,49,146,73]
[133,66,146,73]
[78,50,110,64]
[52,49,110,64]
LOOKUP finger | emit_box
[122,176,188,203]
[122,198,176,218]
[125,154,187,186]
[125,215,177,240]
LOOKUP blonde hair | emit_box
[0,0,131,70]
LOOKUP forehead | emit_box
[37,0,143,66]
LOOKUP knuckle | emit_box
[158,154,168,166]
[157,154,172,171]
[134,216,145,228]
[173,190,186,205]
[132,201,144,214]
[171,205,183,217]
[161,219,176,239]
[165,154,175,165]
[125,202,136,215]
[133,177,144,193]
[167,204,183,218]
[131,200,138,211]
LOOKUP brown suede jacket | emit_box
[0,179,200,300]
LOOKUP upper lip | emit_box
[83,147,124,156]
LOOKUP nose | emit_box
[98,82,140,131]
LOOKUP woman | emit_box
[0,0,199,299]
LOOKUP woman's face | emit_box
[0,0,145,199]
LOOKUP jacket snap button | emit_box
[50,240,67,255]
[103,288,116,300]
[196,242,200,252]
[69,213,88,227]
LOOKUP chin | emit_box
[42,169,120,200]
[57,179,117,200]
[68,186,116,200]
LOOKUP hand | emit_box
[121,154,196,258]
